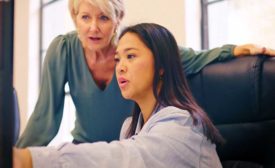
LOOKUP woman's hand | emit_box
[13,148,32,168]
[233,44,275,57]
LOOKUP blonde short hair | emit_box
[68,0,125,25]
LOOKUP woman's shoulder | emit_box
[51,31,79,45]
[147,106,208,139]
[145,106,201,132]
[63,31,79,42]
[49,31,78,46]
[119,117,132,140]
[45,31,80,60]
[41,32,73,67]
[152,106,191,122]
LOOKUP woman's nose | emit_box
[89,20,99,32]
[117,63,127,74]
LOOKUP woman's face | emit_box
[75,1,117,51]
[115,32,155,102]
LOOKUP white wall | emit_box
[14,0,30,134]
[122,0,186,46]
[14,0,40,134]
[184,0,201,50]
[208,0,275,49]
[227,0,275,48]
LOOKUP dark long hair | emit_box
[119,23,224,144]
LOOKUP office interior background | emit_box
[14,0,275,146]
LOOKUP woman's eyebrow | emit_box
[115,47,138,55]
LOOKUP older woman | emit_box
[16,0,275,148]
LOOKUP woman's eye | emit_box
[127,54,135,60]
[100,15,110,21]
[81,15,90,20]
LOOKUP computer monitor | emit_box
[0,0,15,167]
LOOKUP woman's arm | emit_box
[233,44,275,57]
[180,44,275,76]
[15,35,68,148]
[13,148,32,168]
[179,45,235,76]
[21,108,221,168]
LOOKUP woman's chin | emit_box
[121,94,130,99]
[121,92,133,100]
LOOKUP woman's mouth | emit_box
[89,37,102,42]
[118,77,129,89]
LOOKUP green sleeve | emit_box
[179,45,236,76]
[16,35,68,147]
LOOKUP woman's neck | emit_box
[84,44,116,64]
[83,44,116,90]
[136,93,157,124]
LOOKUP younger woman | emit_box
[14,23,226,168]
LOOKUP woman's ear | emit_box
[159,69,164,76]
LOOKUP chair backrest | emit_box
[187,56,275,168]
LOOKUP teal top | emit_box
[16,31,234,147]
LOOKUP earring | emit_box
[111,29,118,45]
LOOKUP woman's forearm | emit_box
[233,44,275,57]
[13,148,32,168]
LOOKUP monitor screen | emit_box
[0,0,15,167]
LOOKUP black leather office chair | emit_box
[187,56,275,168]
